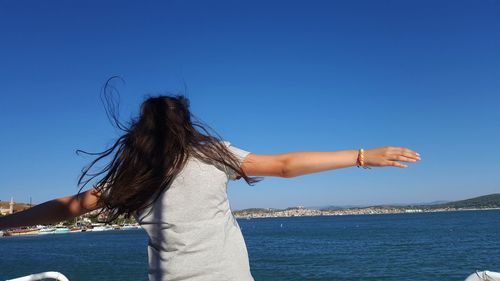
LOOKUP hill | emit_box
[235,194,500,213]
[426,194,500,209]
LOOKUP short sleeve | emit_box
[222,141,251,180]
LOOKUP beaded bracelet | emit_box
[356,148,371,169]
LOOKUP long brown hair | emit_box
[77,77,262,222]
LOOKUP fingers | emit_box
[388,147,421,161]
[402,151,420,161]
[402,148,420,160]
[387,161,408,168]
[381,147,421,169]
[393,155,418,163]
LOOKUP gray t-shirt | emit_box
[135,141,254,281]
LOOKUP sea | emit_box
[1,210,499,281]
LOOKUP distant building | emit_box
[0,197,15,215]
[9,197,14,214]
[0,207,10,215]
[0,197,32,215]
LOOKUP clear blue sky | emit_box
[1,0,499,210]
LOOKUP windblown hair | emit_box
[77,77,262,222]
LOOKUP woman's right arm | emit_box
[0,188,101,230]
[240,146,421,178]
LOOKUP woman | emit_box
[0,91,420,281]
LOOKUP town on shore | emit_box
[232,205,500,219]
[233,193,500,219]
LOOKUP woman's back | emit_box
[135,141,254,281]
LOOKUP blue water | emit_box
[1,210,499,281]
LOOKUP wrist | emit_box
[351,149,360,167]
[355,148,371,169]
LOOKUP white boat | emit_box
[54,227,70,234]
[90,224,113,232]
[121,224,141,230]
[465,270,500,281]
[6,271,69,281]
[38,227,55,235]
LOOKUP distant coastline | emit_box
[233,193,500,219]
[3,194,499,221]
[233,206,500,219]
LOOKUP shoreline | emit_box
[233,207,500,219]
[0,224,141,238]
[3,208,499,238]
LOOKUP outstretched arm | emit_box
[0,188,101,230]
[241,146,421,178]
